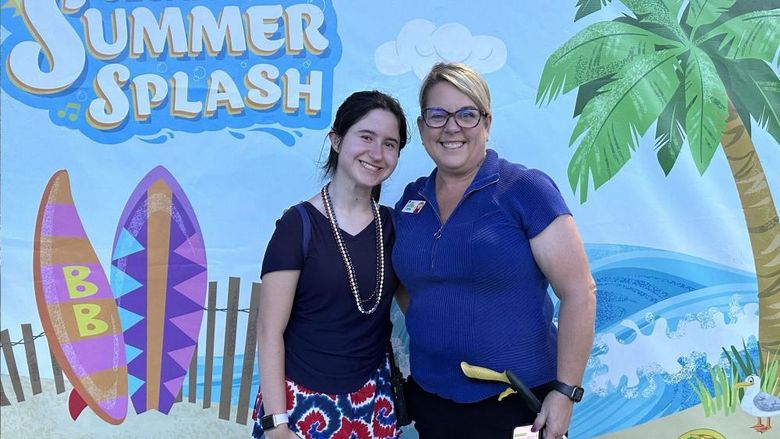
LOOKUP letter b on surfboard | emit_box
[63,265,99,298]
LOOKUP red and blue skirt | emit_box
[252,356,399,439]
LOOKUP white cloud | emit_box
[375,19,507,79]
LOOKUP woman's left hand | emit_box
[531,390,572,439]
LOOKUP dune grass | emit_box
[690,341,780,417]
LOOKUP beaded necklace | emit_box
[321,183,384,315]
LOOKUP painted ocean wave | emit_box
[572,244,758,437]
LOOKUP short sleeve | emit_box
[509,169,571,239]
[260,205,305,277]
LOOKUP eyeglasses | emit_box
[421,107,488,129]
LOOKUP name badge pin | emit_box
[402,200,426,214]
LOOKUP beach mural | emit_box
[1,1,779,438]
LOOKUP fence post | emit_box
[0,380,9,406]
[219,277,241,420]
[236,282,261,425]
[203,281,217,409]
[0,329,24,402]
[21,324,43,395]
[49,338,66,394]
[188,342,198,403]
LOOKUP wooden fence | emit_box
[0,277,261,426]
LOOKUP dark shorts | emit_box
[405,376,555,439]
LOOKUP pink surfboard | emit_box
[33,170,128,425]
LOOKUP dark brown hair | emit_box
[322,90,409,201]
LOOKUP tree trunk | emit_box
[721,100,780,359]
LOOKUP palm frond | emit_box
[537,21,677,104]
[687,0,737,34]
[655,84,686,175]
[700,9,780,64]
[574,76,615,117]
[720,0,780,19]
[568,48,684,202]
[684,47,729,174]
[663,0,684,16]
[575,0,612,21]
[719,58,780,144]
[621,0,687,37]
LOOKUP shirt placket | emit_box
[419,177,497,272]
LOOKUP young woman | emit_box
[253,91,409,439]
[393,63,596,439]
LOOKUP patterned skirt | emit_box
[252,355,399,439]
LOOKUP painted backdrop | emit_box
[2,1,780,438]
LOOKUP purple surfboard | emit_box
[110,166,207,414]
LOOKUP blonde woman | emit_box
[393,63,596,439]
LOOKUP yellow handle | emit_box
[460,361,510,384]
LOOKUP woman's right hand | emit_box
[264,424,299,439]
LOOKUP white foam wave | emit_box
[589,299,758,396]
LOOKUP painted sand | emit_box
[1,375,251,438]
[599,404,763,439]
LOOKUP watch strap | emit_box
[260,413,289,429]
[552,380,584,402]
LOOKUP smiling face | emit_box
[419,81,491,179]
[330,108,401,190]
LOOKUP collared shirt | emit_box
[393,149,571,402]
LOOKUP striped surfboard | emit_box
[33,170,128,424]
[111,166,207,414]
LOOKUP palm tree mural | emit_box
[538,1,780,356]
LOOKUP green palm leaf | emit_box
[655,84,686,175]
[569,48,684,202]
[701,9,780,64]
[664,0,684,15]
[537,21,677,104]
[622,0,685,33]
[684,47,729,174]
[575,0,612,21]
[687,0,737,33]
[722,58,780,144]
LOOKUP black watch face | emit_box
[260,416,275,429]
[573,387,584,402]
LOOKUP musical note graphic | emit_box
[57,102,81,122]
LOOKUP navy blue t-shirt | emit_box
[261,201,398,394]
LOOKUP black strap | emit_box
[387,337,411,426]
[293,203,311,258]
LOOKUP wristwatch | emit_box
[260,413,289,430]
[553,380,584,402]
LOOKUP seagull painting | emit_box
[736,375,780,433]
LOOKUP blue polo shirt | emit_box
[392,149,571,403]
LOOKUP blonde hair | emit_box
[418,62,491,114]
